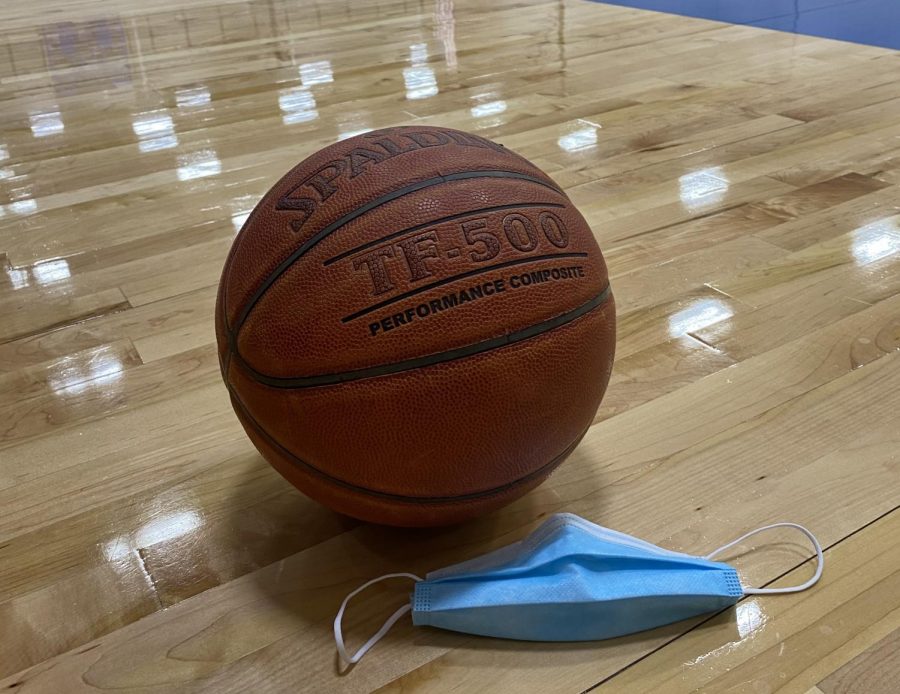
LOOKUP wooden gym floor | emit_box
[1,0,899,691]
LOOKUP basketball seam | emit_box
[229,169,565,337]
[341,251,590,323]
[231,283,612,388]
[228,384,590,504]
[221,125,557,329]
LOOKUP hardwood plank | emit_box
[4,348,897,692]
[0,285,216,370]
[748,174,890,224]
[0,560,160,680]
[818,628,900,694]
[711,213,900,308]
[595,335,735,423]
[2,0,899,690]
[595,510,900,694]
[2,284,896,680]
[0,344,219,452]
[755,185,900,251]
[611,235,784,313]
[693,254,900,360]
[0,340,142,405]
[615,287,741,360]
[0,287,131,343]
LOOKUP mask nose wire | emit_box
[334,572,423,664]
[704,522,824,595]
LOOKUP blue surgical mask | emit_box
[335,513,823,664]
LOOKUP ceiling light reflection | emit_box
[176,149,221,181]
[132,111,178,152]
[471,100,507,118]
[679,167,730,212]
[850,218,900,264]
[175,86,211,108]
[404,67,438,100]
[230,194,258,233]
[434,0,458,71]
[8,198,37,215]
[736,600,766,639]
[231,211,250,232]
[135,510,202,548]
[668,297,733,337]
[5,265,28,290]
[558,125,598,152]
[102,509,202,562]
[32,258,70,285]
[47,348,124,395]
[410,43,428,65]
[300,60,334,86]
[405,43,438,100]
[279,87,318,125]
[30,110,65,137]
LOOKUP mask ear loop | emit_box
[334,572,423,665]
[704,522,824,594]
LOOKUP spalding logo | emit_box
[274,130,507,233]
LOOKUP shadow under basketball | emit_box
[219,441,604,675]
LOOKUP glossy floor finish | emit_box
[599,0,900,50]
[1,0,899,692]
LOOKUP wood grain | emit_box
[818,628,900,694]
[585,510,900,693]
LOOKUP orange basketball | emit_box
[215,126,615,526]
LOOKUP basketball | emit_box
[13,0,889,682]
[215,126,615,526]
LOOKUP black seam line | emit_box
[229,381,589,503]
[580,504,900,694]
[323,201,566,266]
[342,252,590,323]
[235,283,610,389]
[231,170,564,335]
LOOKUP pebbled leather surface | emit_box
[237,178,605,378]
[216,126,616,526]
[227,298,615,526]
[221,126,562,332]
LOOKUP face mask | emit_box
[334,513,824,664]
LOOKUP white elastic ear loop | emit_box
[704,522,824,594]
[334,572,423,665]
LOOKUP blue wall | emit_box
[595,0,900,50]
